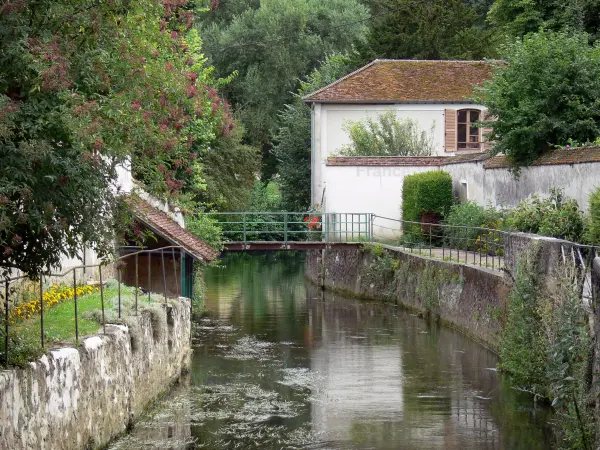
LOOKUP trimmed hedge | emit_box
[402,171,453,237]
[588,186,600,245]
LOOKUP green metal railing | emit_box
[207,212,372,244]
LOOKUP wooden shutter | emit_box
[481,110,494,151]
[444,109,457,152]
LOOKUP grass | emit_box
[1,280,170,368]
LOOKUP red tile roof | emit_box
[128,197,219,263]
[327,148,600,168]
[304,59,497,103]
[484,147,600,169]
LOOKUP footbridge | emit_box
[207,212,508,271]
[210,212,371,251]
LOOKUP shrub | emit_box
[443,201,503,250]
[587,186,600,245]
[402,171,453,237]
[186,214,224,251]
[505,189,585,242]
[338,110,435,156]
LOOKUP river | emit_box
[109,252,553,449]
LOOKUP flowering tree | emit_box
[0,0,231,277]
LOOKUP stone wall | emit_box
[306,245,510,350]
[0,299,192,450]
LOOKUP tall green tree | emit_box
[354,0,496,65]
[274,54,353,211]
[198,0,369,178]
[474,30,600,170]
[488,0,600,39]
[196,121,260,211]
[0,0,228,276]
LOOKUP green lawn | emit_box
[2,280,168,367]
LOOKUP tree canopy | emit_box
[354,0,496,65]
[198,0,369,178]
[274,54,353,211]
[0,0,230,276]
[488,0,600,39]
[475,30,600,170]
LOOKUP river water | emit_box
[110,252,553,449]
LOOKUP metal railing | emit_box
[208,212,372,244]
[371,215,509,270]
[0,245,189,368]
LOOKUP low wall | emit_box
[0,299,192,450]
[306,245,510,350]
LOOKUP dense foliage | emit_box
[505,189,586,242]
[198,0,368,178]
[354,0,496,65]
[402,171,453,236]
[501,251,593,448]
[443,201,502,250]
[474,31,600,170]
[587,187,600,245]
[338,111,435,157]
[0,0,234,275]
[274,54,353,211]
[489,0,600,39]
[195,122,260,211]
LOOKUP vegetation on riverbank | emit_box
[500,248,594,449]
[2,280,170,368]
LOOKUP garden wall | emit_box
[323,148,600,237]
[306,245,510,350]
[0,299,192,450]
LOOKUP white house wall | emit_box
[324,160,600,241]
[325,165,434,240]
[311,102,485,207]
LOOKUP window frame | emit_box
[456,109,482,151]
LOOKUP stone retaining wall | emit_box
[306,245,510,351]
[0,299,192,450]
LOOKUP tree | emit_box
[338,111,435,157]
[196,121,260,211]
[488,0,600,40]
[0,0,228,276]
[273,54,353,211]
[354,0,496,66]
[474,31,600,170]
[198,0,369,179]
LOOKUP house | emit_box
[303,59,496,208]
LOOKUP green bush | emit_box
[402,171,453,237]
[505,189,585,242]
[443,202,503,250]
[587,186,600,245]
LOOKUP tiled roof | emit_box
[304,59,496,103]
[484,147,600,169]
[327,148,600,169]
[128,197,219,263]
[327,156,448,167]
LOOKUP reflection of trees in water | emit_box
[305,288,552,449]
[204,251,308,344]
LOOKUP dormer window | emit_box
[457,109,481,150]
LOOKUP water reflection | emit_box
[109,252,553,449]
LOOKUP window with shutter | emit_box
[444,109,457,153]
[456,109,485,151]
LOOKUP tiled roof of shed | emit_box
[128,197,219,263]
[304,59,496,103]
